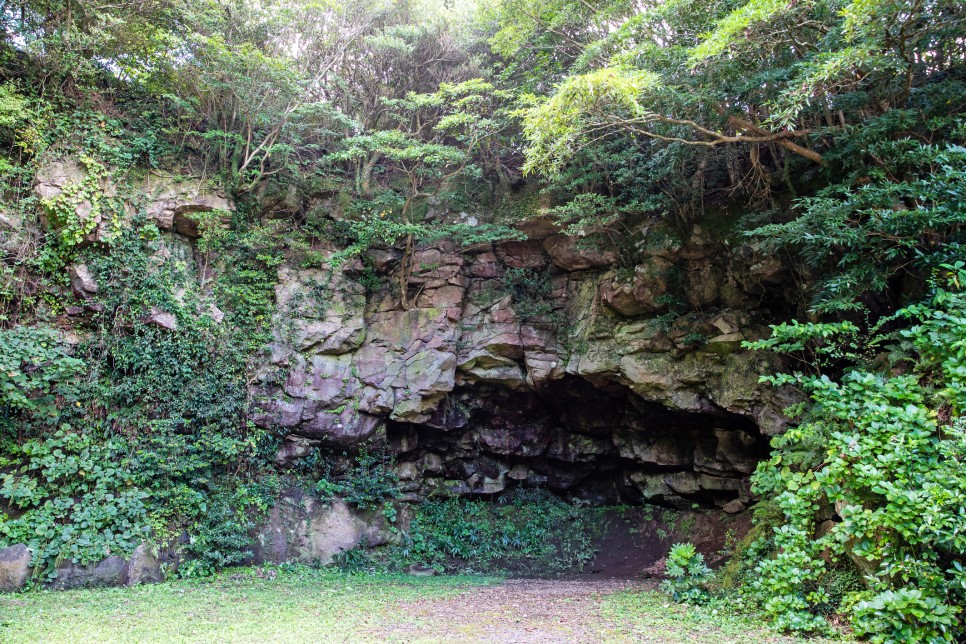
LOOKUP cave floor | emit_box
[1,569,844,643]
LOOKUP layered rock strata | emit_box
[254,221,797,509]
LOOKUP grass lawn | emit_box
[0,568,495,643]
[599,590,847,643]
[0,567,848,643]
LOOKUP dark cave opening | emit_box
[385,375,768,509]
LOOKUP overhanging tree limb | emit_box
[593,113,826,165]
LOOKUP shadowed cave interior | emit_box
[380,376,767,509]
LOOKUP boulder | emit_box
[69,263,99,298]
[275,435,322,467]
[298,407,383,446]
[546,432,615,463]
[49,556,128,590]
[0,544,31,592]
[255,495,398,565]
[142,307,178,330]
[273,265,366,356]
[614,431,693,467]
[543,234,616,271]
[494,240,547,269]
[600,258,674,316]
[144,177,233,238]
[125,542,163,586]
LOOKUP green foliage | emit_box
[740,264,966,640]
[851,587,962,644]
[680,332,707,349]
[522,66,663,178]
[176,480,280,579]
[389,489,598,574]
[0,215,281,580]
[501,267,557,323]
[0,326,85,430]
[0,428,150,581]
[40,156,119,248]
[314,448,400,512]
[660,542,712,604]
[752,136,966,313]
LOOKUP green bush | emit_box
[501,267,557,322]
[851,587,962,644]
[0,428,150,581]
[0,326,85,430]
[661,542,712,604]
[314,448,400,511]
[0,217,282,580]
[391,489,598,574]
[741,264,966,640]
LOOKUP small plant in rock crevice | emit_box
[312,447,400,512]
[500,266,558,323]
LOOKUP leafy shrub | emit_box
[661,542,712,604]
[741,264,966,640]
[501,267,557,322]
[334,547,377,573]
[390,489,598,573]
[176,489,261,579]
[851,587,962,644]
[0,427,151,581]
[315,447,399,511]
[0,326,85,431]
[0,217,282,580]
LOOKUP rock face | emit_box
[254,218,800,509]
[125,543,164,586]
[48,556,130,591]
[33,161,232,245]
[0,544,31,592]
[254,493,398,565]
[31,154,792,511]
[143,175,233,237]
[0,541,163,592]
[69,263,99,298]
[21,159,805,584]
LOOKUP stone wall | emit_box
[254,217,800,510]
[0,542,162,592]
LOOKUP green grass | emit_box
[601,591,850,643]
[0,567,850,643]
[0,567,499,643]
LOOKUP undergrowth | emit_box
[336,489,602,575]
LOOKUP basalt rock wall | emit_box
[254,217,801,511]
[30,160,796,510]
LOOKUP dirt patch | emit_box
[586,507,753,578]
[371,577,649,643]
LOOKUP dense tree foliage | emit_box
[0,0,963,640]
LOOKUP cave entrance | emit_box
[386,376,768,509]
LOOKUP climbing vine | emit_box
[40,156,119,248]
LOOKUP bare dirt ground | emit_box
[373,577,644,643]
[369,577,807,644]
